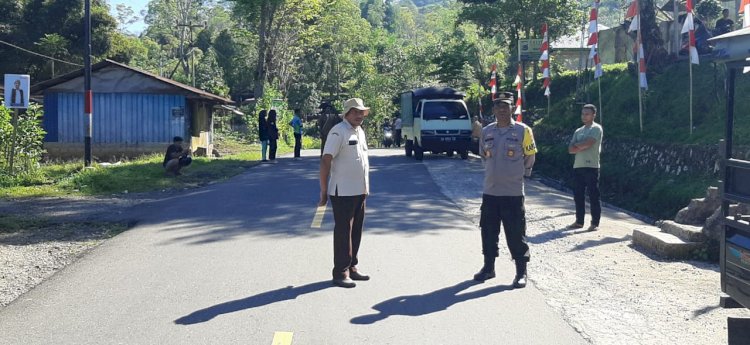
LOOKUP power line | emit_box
[0,39,83,67]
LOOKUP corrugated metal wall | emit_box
[47,93,186,143]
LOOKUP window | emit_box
[422,101,469,120]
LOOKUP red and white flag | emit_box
[626,1,647,89]
[626,0,639,33]
[637,35,648,89]
[489,64,497,100]
[588,1,603,79]
[539,23,551,96]
[513,64,523,121]
[741,0,750,28]
[681,0,699,64]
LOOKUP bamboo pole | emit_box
[598,77,603,126]
[689,56,694,136]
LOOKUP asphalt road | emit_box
[0,149,587,345]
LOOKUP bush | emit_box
[0,103,46,176]
[303,136,321,149]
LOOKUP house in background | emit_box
[31,59,233,160]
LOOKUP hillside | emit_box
[522,62,750,220]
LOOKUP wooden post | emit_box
[8,109,18,173]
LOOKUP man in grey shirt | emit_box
[568,104,603,231]
[474,93,537,288]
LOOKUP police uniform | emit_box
[476,115,537,286]
[323,118,369,281]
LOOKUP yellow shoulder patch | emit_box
[522,126,537,156]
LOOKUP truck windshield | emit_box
[422,101,468,120]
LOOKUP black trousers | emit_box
[573,168,601,226]
[480,194,530,262]
[330,194,367,279]
[394,129,402,147]
[269,139,278,160]
[294,133,302,157]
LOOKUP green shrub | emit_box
[0,103,46,176]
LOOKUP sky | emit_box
[107,0,149,35]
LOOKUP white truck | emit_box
[400,87,472,160]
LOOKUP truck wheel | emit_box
[460,150,469,160]
[414,143,424,161]
[405,140,413,157]
[446,151,454,157]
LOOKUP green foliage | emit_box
[696,0,723,26]
[458,0,583,72]
[0,104,46,179]
[0,0,120,81]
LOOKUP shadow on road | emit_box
[527,226,595,245]
[568,235,631,252]
[145,155,472,246]
[174,281,332,325]
[350,280,512,325]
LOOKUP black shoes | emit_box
[475,256,496,282]
[332,278,356,288]
[473,268,496,282]
[349,270,370,281]
[513,261,528,288]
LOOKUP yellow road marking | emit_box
[311,204,326,228]
[271,331,293,345]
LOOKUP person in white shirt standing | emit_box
[319,98,371,288]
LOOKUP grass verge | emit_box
[0,140,293,199]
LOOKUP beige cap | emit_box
[342,98,370,117]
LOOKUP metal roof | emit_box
[31,59,233,104]
[709,27,750,65]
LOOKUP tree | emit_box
[458,0,582,74]
[230,0,286,100]
[115,4,140,34]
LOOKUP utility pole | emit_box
[84,0,92,167]
[176,21,205,87]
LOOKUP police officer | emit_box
[474,92,537,288]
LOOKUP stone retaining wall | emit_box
[536,127,750,177]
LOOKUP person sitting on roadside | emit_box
[163,136,192,176]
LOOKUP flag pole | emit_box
[689,58,693,135]
[637,0,643,133]
[598,73,603,126]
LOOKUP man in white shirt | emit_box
[319,98,370,288]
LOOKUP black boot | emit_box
[513,261,527,288]
[473,256,496,282]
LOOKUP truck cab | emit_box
[400,87,472,160]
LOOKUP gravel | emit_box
[0,194,145,308]
[423,154,750,345]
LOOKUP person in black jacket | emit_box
[258,110,270,162]
[268,109,279,162]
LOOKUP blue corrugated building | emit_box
[31,59,233,160]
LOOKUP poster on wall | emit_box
[4,74,30,109]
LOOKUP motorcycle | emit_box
[382,124,394,148]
